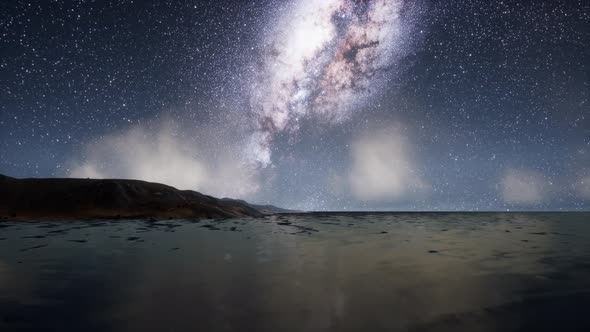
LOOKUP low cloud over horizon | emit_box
[575,174,590,200]
[68,121,260,199]
[336,126,429,202]
[500,168,549,206]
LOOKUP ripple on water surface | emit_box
[1,212,590,331]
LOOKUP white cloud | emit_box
[68,121,260,198]
[575,174,590,200]
[500,168,547,205]
[346,127,428,201]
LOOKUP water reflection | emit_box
[1,213,590,331]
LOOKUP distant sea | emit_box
[1,212,590,331]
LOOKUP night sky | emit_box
[1,0,589,211]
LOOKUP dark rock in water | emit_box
[277,221,292,226]
[0,174,287,221]
[428,250,439,253]
[379,231,388,234]
[69,239,87,243]
[127,237,141,241]
[530,232,547,235]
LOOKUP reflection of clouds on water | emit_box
[1,214,590,331]
[251,213,590,330]
[202,214,563,330]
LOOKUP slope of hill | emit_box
[220,198,302,214]
[0,174,284,221]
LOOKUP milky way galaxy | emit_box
[247,0,412,168]
[3,0,589,211]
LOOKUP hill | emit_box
[0,175,289,221]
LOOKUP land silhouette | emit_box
[0,174,291,221]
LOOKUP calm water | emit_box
[1,212,590,331]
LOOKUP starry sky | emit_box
[1,0,589,211]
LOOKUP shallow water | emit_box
[1,212,590,331]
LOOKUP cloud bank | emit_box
[68,122,259,198]
[345,127,428,201]
[575,174,590,200]
[500,168,547,205]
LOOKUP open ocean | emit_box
[1,212,590,331]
